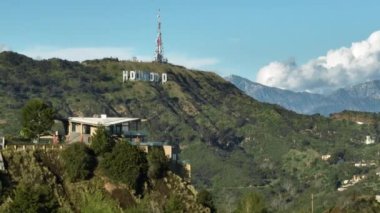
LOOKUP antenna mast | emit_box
[155,9,167,63]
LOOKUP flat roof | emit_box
[69,117,140,126]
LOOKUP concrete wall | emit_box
[163,145,173,159]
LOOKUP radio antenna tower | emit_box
[155,9,167,63]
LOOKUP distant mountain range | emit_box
[226,75,380,115]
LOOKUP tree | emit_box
[21,99,55,141]
[234,191,268,213]
[100,142,148,191]
[164,195,185,213]
[8,183,59,213]
[91,126,114,156]
[61,143,97,182]
[147,147,169,179]
[197,189,216,213]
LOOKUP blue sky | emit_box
[1,0,380,91]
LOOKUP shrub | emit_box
[100,142,148,191]
[8,183,59,213]
[147,147,169,179]
[234,191,267,213]
[91,126,114,156]
[61,143,97,182]
[164,195,185,213]
[197,189,215,212]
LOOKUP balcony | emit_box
[123,130,147,137]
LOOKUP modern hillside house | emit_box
[66,114,145,143]
[66,114,180,163]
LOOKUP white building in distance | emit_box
[364,135,375,145]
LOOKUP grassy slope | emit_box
[1,51,380,211]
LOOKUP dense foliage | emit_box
[147,147,169,179]
[90,126,114,156]
[197,189,216,212]
[8,183,58,213]
[101,142,148,191]
[0,149,205,212]
[20,99,55,140]
[61,143,97,182]
[164,195,186,213]
[234,191,267,213]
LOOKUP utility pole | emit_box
[311,193,314,213]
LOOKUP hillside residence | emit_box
[364,135,375,145]
[337,175,367,192]
[321,154,331,161]
[130,141,177,161]
[354,160,376,167]
[66,115,179,161]
[66,114,145,143]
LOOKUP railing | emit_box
[2,144,64,151]
[124,130,148,136]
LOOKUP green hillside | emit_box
[1,51,380,212]
[0,148,207,212]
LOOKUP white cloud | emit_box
[256,30,380,94]
[167,53,219,70]
[0,44,9,52]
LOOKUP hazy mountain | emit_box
[226,74,380,115]
[330,80,380,100]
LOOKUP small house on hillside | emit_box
[65,114,190,179]
[66,114,145,143]
[364,135,375,145]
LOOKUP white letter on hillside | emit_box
[162,73,167,84]
[122,70,129,82]
[130,71,136,81]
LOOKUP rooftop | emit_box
[69,117,140,126]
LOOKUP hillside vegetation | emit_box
[1,51,380,212]
[0,148,206,212]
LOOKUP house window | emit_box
[84,125,91,134]
[116,125,122,135]
[71,123,77,132]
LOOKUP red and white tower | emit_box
[155,9,167,63]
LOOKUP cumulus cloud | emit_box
[256,31,380,94]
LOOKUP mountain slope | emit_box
[1,52,380,212]
[339,80,380,99]
[226,74,380,115]
[225,75,327,114]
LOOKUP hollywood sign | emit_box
[122,70,167,84]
